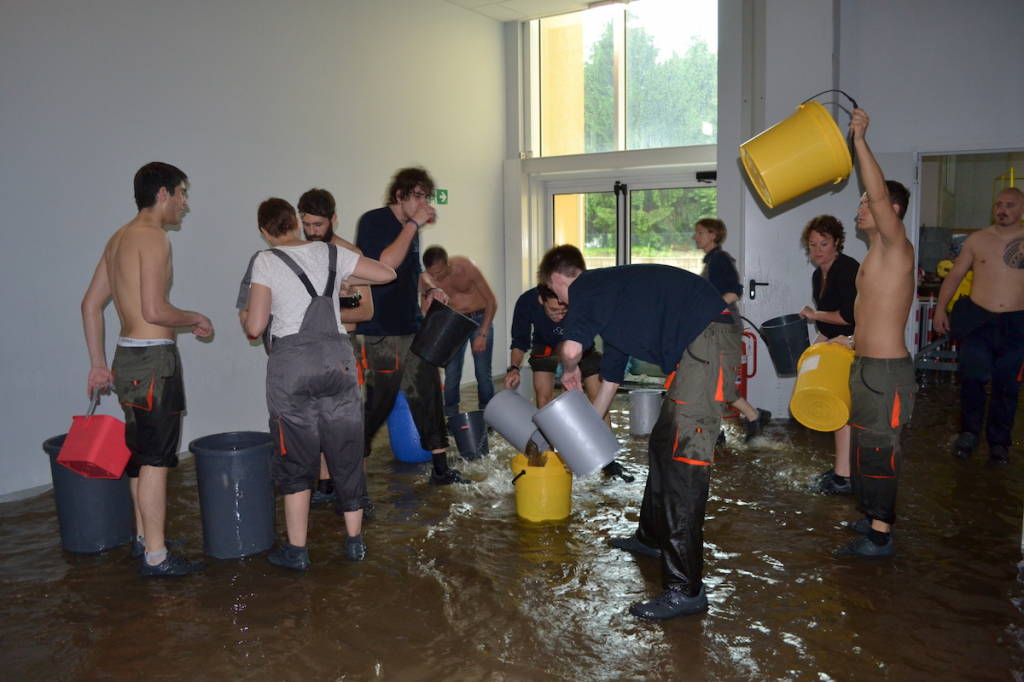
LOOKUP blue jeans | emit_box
[443,312,495,417]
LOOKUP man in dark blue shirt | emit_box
[539,245,732,620]
[355,167,463,486]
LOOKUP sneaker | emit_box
[745,409,772,442]
[311,486,337,507]
[845,517,871,535]
[814,468,852,495]
[131,537,181,559]
[629,586,708,620]
[990,444,1009,464]
[608,533,661,558]
[139,552,205,577]
[602,460,635,483]
[953,432,977,460]
[430,468,468,485]
[267,543,311,571]
[833,534,894,558]
[345,536,367,562]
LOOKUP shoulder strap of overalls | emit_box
[322,243,338,297]
[269,248,318,298]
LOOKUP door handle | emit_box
[749,279,769,300]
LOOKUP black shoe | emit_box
[267,543,311,571]
[716,429,727,447]
[745,409,772,442]
[430,468,468,485]
[310,488,337,507]
[814,469,852,495]
[602,460,635,483]
[953,432,977,460]
[629,586,708,620]
[608,533,661,558]
[345,536,367,562]
[833,534,894,558]
[139,552,205,577]
[990,444,1009,464]
[846,517,871,535]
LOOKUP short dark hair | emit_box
[134,162,187,210]
[801,215,845,253]
[537,284,559,301]
[537,244,586,286]
[386,167,434,204]
[258,198,298,238]
[297,188,335,218]
[695,217,727,245]
[422,245,448,269]
[886,180,910,220]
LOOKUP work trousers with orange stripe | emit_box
[849,356,916,526]
[636,321,731,597]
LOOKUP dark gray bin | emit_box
[447,410,489,459]
[189,431,275,560]
[43,434,133,554]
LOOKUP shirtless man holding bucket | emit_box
[81,161,212,576]
[832,109,916,558]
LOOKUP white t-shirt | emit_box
[250,242,359,337]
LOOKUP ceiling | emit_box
[443,0,624,22]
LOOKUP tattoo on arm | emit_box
[1004,238,1024,269]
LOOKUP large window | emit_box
[535,1,717,158]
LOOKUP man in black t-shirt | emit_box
[354,167,463,486]
[539,245,731,620]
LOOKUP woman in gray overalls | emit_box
[242,198,395,570]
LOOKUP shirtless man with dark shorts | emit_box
[81,161,212,576]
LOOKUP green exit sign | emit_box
[434,189,449,205]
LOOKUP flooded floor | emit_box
[2,374,1024,680]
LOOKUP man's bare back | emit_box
[105,219,176,340]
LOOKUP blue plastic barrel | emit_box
[386,391,433,463]
[189,431,275,559]
[43,434,133,554]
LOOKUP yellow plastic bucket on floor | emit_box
[789,342,855,432]
[510,452,572,522]
[740,100,852,208]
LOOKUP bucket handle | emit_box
[802,89,859,111]
[511,470,526,485]
[85,390,101,417]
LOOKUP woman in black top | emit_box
[798,215,858,495]
[694,218,771,442]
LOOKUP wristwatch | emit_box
[506,365,520,373]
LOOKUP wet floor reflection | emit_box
[2,374,1023,679]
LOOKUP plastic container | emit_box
[629,389,663,437]
[483,389,550,453]
[189,431,275,560]
[411,300,479,367]
[789,342,855,432]
[531,390,618,477]
[740,100,852,208]
[43,434,133,554]
[447,410,488,459]
[510,451,572,522]
[387,391,433,463]
[56,395,132,479]
[758,314,810,377]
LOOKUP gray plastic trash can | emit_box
[43,434,133,554]
[189,431,275,559]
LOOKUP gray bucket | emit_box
[531,390,618,477]
[189,431,275,560]
[43,434,133,554]
[447,410,489,459]
[629,389,663,437]
[483,389,550,453]
[758,314,810,377]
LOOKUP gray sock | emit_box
[145,547,168,566]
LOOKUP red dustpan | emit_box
[57,393,131,479]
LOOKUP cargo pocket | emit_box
[855,431,897,479]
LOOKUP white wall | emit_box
[0,0,506,497]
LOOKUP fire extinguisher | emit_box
[725,329,759,419]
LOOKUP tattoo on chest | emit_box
[1004,238,1024,270]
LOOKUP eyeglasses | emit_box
[410,190,431,200]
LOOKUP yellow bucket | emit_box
[740,100,852,208]
[789,342,855,432]
[510,452,572,522]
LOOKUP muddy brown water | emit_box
[2,375,1023,680]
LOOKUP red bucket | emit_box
[57,395,131,479]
